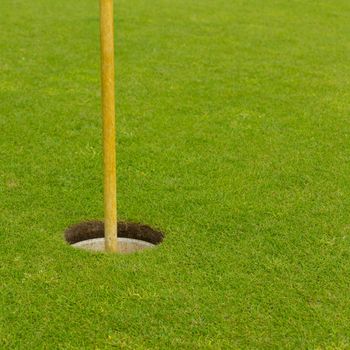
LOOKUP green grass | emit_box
[1,0,350,348]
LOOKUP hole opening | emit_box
[65,221,164,248]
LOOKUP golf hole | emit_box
[64,221,164,254]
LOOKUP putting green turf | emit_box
[1,0,350,348]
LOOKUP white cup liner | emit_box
[72,237,155,254]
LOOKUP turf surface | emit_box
[1,0,350,348]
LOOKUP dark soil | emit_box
[65,221,164,245]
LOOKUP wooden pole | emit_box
[100,0,117,252]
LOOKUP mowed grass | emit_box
[1,0,350,348]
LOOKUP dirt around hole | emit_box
[65,221,164,245]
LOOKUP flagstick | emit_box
[100,0,117,252]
